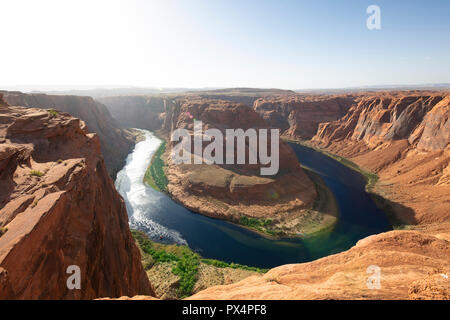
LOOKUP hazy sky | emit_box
[1,0,449,89]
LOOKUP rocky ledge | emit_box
[188,230,449,300]
[0,97,153,299]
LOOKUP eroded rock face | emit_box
[408,271,450,300]
[188,230,450,300]
[254,95,355,139]
[314,94,444,148]
[179,92,450,300]
[98,95,166,131]
[1,91,135,176]
[163,98,317,232]
[0,100,153,299]
[310,93,450,225]
[415,96,450,151]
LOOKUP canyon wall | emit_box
[99,95,325,235]
[246,91,449,226]
[312,93,450,225]
[98,95,167,131]
[1,90,448,300]
[0,97,153,299]
[254,95,355,139]
[1,91,135,176]
[161,98,320,236]
[185,91,450,300]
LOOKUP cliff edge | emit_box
[1,91,136,176]
[0,97,153,299]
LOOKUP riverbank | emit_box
[117,129,391,268]
[144,139,168,192]
[282,137,379,190]
[146,134,339,239]
[132,230,266,300]
[281,136,405,229]
[300,167,339,237]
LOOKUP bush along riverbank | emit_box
[132,230,267,299]
[144,140,168,192]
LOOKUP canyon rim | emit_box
[0,0,449,311]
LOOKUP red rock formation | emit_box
[180,91,449,300]
[415,96,450,151]
[0,100,153,299]
[409,271,450,300]
[162,98,319,235]
[311,93,450,225]
[254,95,355,139]
[314,94,444,148]
[1,91,135,176]
[188,230,450,300]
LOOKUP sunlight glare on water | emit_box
[115,129,187,245]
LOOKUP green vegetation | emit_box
[131,229,266,298]
[144,141,168,192]
[0,227,8,237]
[172,252,199,297]
[132,229,199,298]
[238,216,277,236]
[30,170,44,177]
[48,109,58,118]
[202,258,268,273]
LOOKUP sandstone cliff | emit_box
[0,97,153,299]
[99,94,339,236]
[1,91,135,176]
[312,93,450,225]
[188,229,449,300]
[254,95,355,139]
[181,91,449,300]
[157,98,334,237]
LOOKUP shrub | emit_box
[201,258,267,273]
[0,227,8,237]
[48,109,58,118]
[131,229,267,298]
[172,251,200,298]
[30,170,44,177]
[239,216,274,231]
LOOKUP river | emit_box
[115,129,390,268]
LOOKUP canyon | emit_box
[189,91,450,299]
[161,98,323,236]
[0,95,152,299]
[99,89,449,299]
[1,91,137,177]
[310,93,450,227]
[0,88,448,300]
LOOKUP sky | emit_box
[1,0,449,90]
